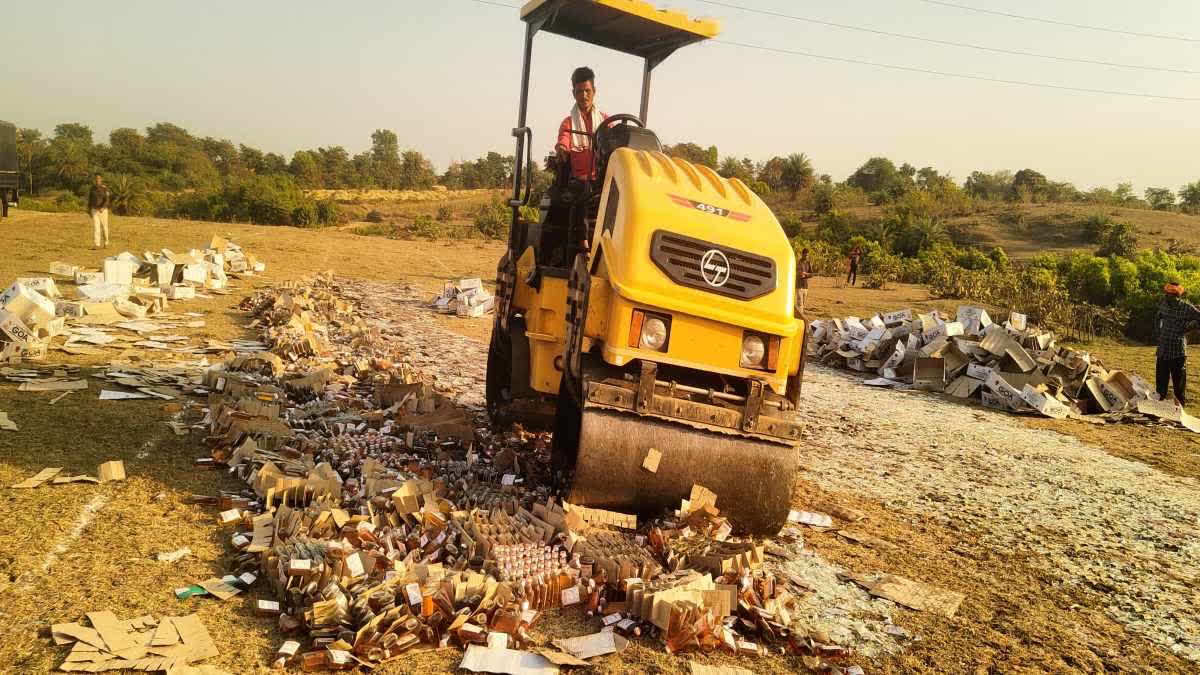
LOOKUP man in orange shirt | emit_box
[555,67,608,181]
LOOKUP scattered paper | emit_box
[536,649,591,667]
[850,573,965,618]
[52,475,100,485]
[0,411,17,431]
[862,377,901,387]
[788,510,833,528]
[100,390,152,400]
[12,467,63,489]
[459,645,557,675]
[551,631,628,660]
[642,447,662,473]
[689,663,757,675]
[17,379,89,392]
[197,578,241,601]
[156,548,192,563]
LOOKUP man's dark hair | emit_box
[800,248,808,255]
[571,66,595,87]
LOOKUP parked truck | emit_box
[0,121,18,218]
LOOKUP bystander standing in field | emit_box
[795,248,813,315]
[846,245,862,286]
[1154,282,1200,404]
[87,173,110,249]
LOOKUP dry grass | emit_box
[320,188,507,227]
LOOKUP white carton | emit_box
[1,283,58,327]
[165,285,196,300]
[103,258,138,286]
[16,277,61,299]
[0,309,36,346]
[182,264,208,285]
[49,261,79,277]
[75,270,104,286]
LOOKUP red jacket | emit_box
[556,111,608,181]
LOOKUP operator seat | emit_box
[537,122,662,272]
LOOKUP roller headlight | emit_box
[741,334,766,367]
[640,317,669,351]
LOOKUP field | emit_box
[782,199,1200,259]
[315,188,507,237]
[0,205,1197,673]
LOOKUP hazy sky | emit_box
[6,0,1199,191]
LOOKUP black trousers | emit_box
[847,263,858,286]
[1156,357,1186,404]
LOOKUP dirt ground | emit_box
[0,210,1197,674]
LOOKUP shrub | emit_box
[410,214,440,239]
[436,205,453,222]
[365,209,385,223]
[746,179,771,197]
[862,250,901,289]
[1081,213,1114,243]
[955,247,992,271]
[1096,221,1138,258]
[790,238,842,276]
[474,201,510,239]
[353,223,398,238]
[518,205,540,225]
[172,174,328,227]
[815,210,855,245]
[315,200,342,226]
[989,246,1009,269]
[777,211,804,238]
[18,191,85,213]
[291,203,318,228]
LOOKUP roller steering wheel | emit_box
[592,114,645,167]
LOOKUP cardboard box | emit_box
[1,283,57,326]
[74,270,104,286]
[16,277,61,299]
[913,357,946,392]
[0,310,36,345]
[153,260,176,287]
[166,285,196,300]
[103,259,139,286]
[182,264,208,285]
[945,375,983,398]
[985,371,1029,411]
[881,309,912,326]
[49,261,79,277]
[966,363,994,381]
[1022,385,1069,419]
[956,306,992,336]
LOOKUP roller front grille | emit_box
[650,230,776,300]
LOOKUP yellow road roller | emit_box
[487,0,807,534]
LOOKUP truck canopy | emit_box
[520,0,718,64]
[0,122,17,174]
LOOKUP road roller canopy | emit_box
[519,0,719,65]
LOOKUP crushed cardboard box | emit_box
[811,305,1186,431]
[430,277,495,318]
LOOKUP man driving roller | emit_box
[555,66,608,181]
